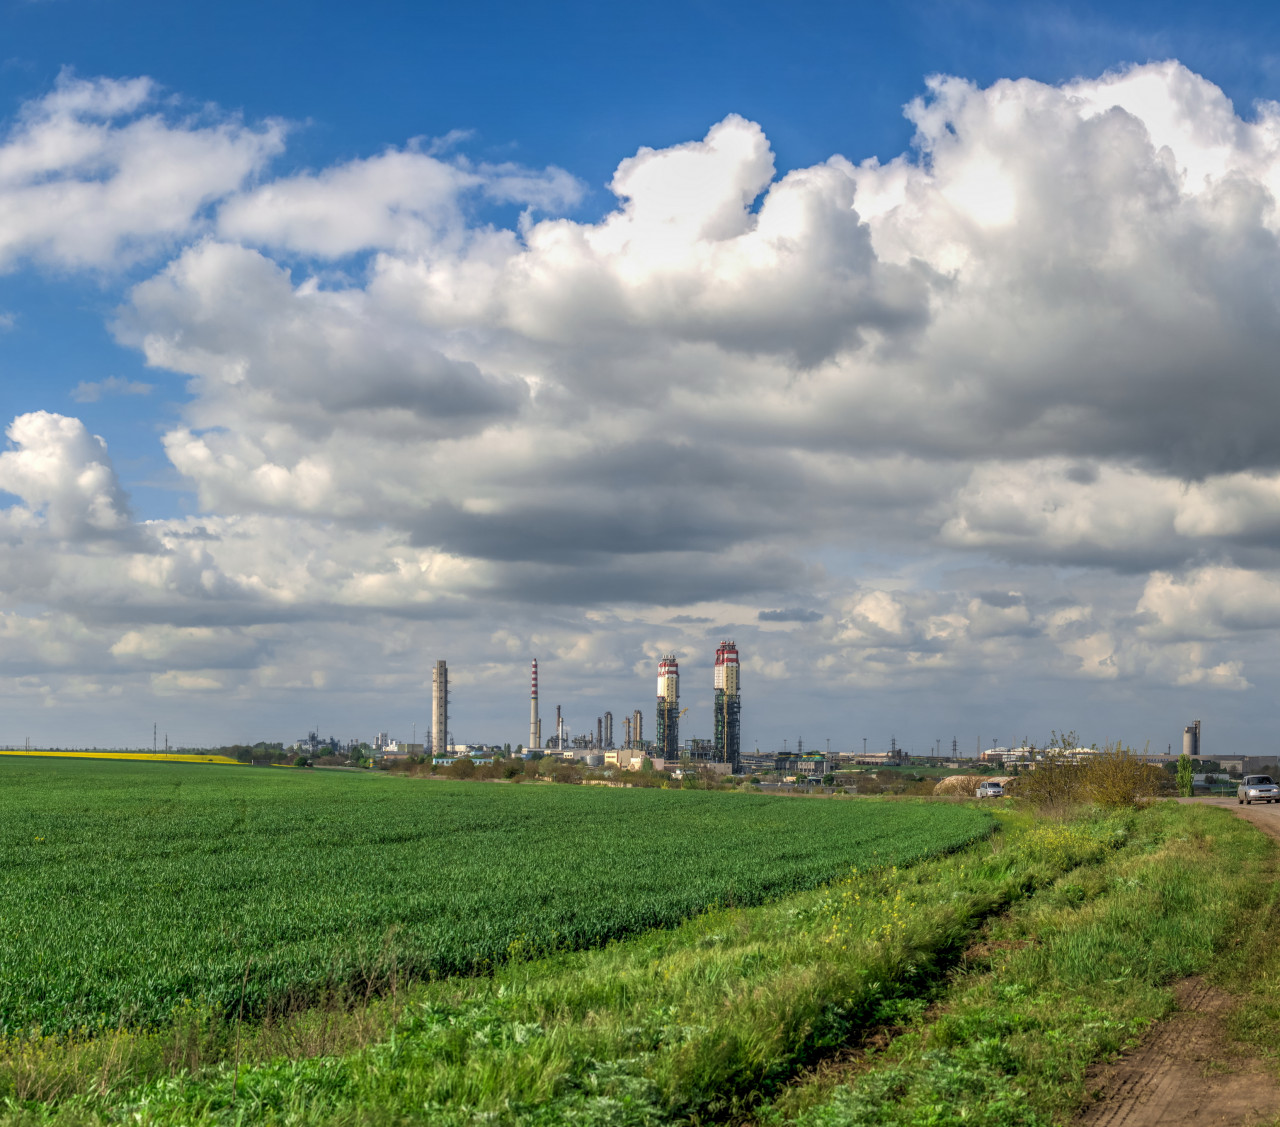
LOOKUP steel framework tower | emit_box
[656,655,679,758]
[713,640,741,770]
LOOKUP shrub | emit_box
[1176,753,1194,797]
[1086,743,1170,807]
[1013,754,1088,812]
[1017,743,1169,811]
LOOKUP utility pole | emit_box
[153,722,157,753]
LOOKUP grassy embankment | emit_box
[3,796,1273,1125]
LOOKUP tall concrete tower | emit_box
[431,660,448,755]
[714,640,741,770]
[1183,719,1201,758]
[529,659,541,749]
[603,711,613,748]
[656,654,679,759]
[633,709,643,748]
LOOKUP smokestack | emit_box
[431,660,448,756]
[529,659,540,749]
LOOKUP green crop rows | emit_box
[0,759,991,1035]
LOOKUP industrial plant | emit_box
[355,657,1230,784]
[417,641,750,772]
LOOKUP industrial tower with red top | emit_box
[656,654,679,758]
[714,641,741,770]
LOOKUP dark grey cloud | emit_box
[759,608,823,622]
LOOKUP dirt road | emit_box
[1074,797,1280,1126]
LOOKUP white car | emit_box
[1238,775,1280,804]
[975,780,1004,799]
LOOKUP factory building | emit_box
[431,660,448,756]
[656,655,680,758]
[529,659,541,750]
[713,640,741,770]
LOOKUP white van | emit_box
[975,780,1004,799]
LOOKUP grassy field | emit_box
[0,758,992,1035]
[4,800,1270,1126]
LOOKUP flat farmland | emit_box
[0,759,992,1034]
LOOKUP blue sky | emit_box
[1,0,1280,754]
[5,0,1279,518]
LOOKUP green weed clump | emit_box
[0,759,991,1035]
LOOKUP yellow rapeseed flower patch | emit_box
[0,750,239,765]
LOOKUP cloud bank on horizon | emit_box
[0,62,1277,745]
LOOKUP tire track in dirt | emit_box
[1075,798,1280,1126]
[1076,977,1278,1126]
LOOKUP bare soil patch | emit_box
[1076,801,1280,1126]
[1074,977,1280,1126]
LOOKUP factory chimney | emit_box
[529,659,541,750]
[656,655,679,759]
[713,640,741,771]
[633,709,643,748]
[624,715,632,749]
[556,704,564,751]
[603,710,613,749]
[431,660,449,756]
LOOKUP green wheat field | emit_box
[0,758,992,1034]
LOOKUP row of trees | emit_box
[385,752,752,790]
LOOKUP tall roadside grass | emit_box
[1,806,1142,1126]
[768,801,1273,1126]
